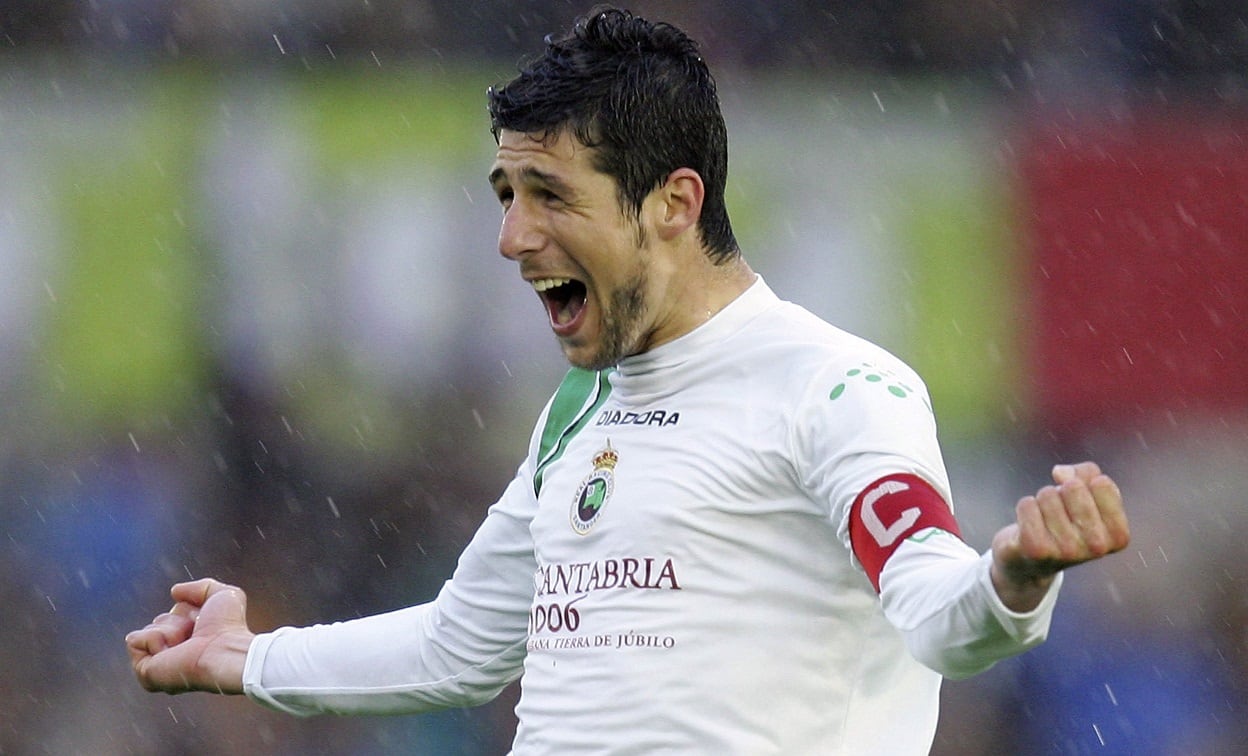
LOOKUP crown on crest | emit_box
[593,441,619,470]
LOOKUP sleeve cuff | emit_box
[976,549,1063,642]
[241,629,294,713]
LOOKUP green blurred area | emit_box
[898,168,1024,439]
[296,65,489,172]
[27,65,493,436]
[37,73,209,435]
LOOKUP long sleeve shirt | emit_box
[243,278,1060,754]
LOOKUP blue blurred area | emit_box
[9,453,164,616]
[2,2,1246,754]
[1013,594,1245,754]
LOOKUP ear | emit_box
[648,167,704,242]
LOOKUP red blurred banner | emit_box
[1016,108,1248,437]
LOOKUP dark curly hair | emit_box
[487,5,739,263]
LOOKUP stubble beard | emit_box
[566,271,647,372]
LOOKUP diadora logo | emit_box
[571,441,619,535]
[595,409,680,427]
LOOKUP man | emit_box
[127,7,1129,752]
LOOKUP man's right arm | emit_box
[127,470,539,715]
[241,472,538,716]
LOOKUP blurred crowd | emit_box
[1,1,1246,754]
[1,0,1245,80]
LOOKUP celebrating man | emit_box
[127,7,1129,752]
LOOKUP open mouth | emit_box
[532,277,588,331]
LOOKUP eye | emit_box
[537,188,562,205]
[496,188,514,210]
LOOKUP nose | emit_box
[498,199,544,261]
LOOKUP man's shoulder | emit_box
[725,299,928,412]
[747,298,907,367]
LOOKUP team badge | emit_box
[571,441,618,535]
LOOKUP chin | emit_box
[558,326,634,371]
[564,353,610,371]
[561,345,615,372]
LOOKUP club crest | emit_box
[571,441,618,535]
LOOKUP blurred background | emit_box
[1,1,1245,753]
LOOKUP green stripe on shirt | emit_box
[534,368,613,496]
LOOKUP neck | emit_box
[647,253,756,350]
[696,255,757,322]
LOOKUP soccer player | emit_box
[126,7,1130,752]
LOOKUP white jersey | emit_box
[243,278,1060,753]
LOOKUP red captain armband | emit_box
[849,473,962,592]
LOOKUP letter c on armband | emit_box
[849,473,962,592]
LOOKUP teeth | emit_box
[531,277,571,292]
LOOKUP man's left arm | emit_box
[861,462,1129,679]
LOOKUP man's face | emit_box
[489,129,659,370]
